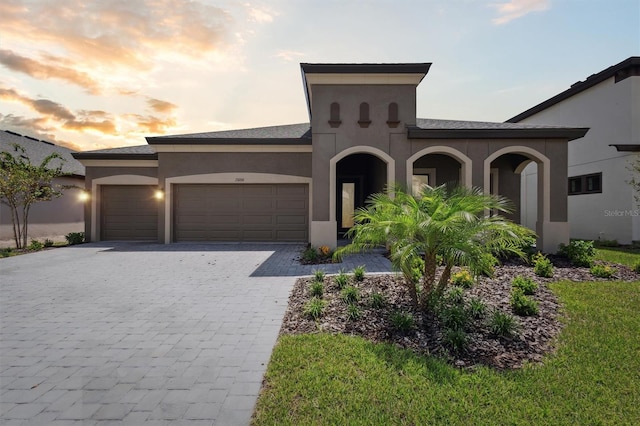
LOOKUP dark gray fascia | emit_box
[407,126,589,141]
[146,137,312,145]
[72,152,158,160]
[609,144,640,152]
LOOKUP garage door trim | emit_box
[91,175,158,241]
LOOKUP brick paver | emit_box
[0,242,392,424]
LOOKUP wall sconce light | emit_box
[154,189,164,200]
[78,189,90,202]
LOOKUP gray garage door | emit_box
[174,184,308,242]
[101,185,158,241]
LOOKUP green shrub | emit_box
[43,239,54,248]
[309,281,324,298]
[65,232,84,245]
[633,262,640,273]
[468,297,487,319]
[444,287,465,305]
[0,249,12,258]
[450,269,474,288]
[511,289,539,316]
[303,297,326,320]
[558,240,595,267]
[370,292,386,309]
[532,252,553,278]
[590,264,616,278]
[302,245,318,262]
[341,285,359,304]
[390,311,414,333]
[512,276,538,295]
[442,327,468,354]
[28,240,44,251]
[353,265,366,281]
[488,310,519,337]
[346,304,362,321]
[312,269,325,283]
[439,304,471,331]
[334,271,349,290]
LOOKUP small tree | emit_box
[335,185,535,312]
[0,143,68,249]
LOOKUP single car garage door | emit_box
[174,184,308,242]
[101,185,158,241]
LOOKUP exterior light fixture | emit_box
[78,190,90,202]
[154,189,164,200]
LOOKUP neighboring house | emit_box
[509,57,640,245]
[0,130,85,245]
[73,63,587,252]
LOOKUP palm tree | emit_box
[334,185,535,311]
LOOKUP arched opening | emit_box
[411,153,461,193]
[407,147,472,196]
[336,153,387,237]
[487,153,532,224]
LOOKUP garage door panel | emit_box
[277,185,307,197]
[174,184,308,242]
[101,185,158,241]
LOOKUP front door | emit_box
[337,177,364,237]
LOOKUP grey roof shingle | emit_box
[147,123,312,142]
[0,130,84,176]
[415,118,572,130]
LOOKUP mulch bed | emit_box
[280,258,639,370]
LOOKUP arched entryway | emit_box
[484,146,565,253]
[335,153,387,236]
[406,147,472,193]
[329,147,393,239]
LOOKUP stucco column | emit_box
[310,134,337,248]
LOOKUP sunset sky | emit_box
[0,0,638,152]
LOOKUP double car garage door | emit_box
[101,184,308,242]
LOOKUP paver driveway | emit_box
[0,243,392,425]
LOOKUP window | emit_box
[329,102,341,128]
[358,102,371,127]
[568,173,602,195]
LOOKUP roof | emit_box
[507,56,640,123]
[72,145,157,160]
[411,118,588,141]
[147,123,311,145]
[300,63,432,75]
[0,130,85,176]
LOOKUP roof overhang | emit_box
[300,63,431,120]
[609,144,640,152]
[146,137,311,145]
[72,152,158,160]
[407,126,589,141]
[508,56,640,123]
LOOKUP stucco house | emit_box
[0,130,85,246]
[509,57,639,245]
[73,63,587,252]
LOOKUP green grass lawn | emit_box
[253,280,640,425]
[596,247,640,267]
